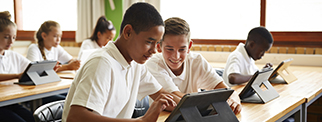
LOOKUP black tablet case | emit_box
[18,60,61,85]
[166,88,239,122]
[239,69,279,103]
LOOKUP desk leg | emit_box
[302,92,322,122]
[294,105,302,122]
[30,99,42,112]
[302,103,307,122]
[276,105,302,122]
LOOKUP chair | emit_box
[132,96,149,118]
[33,100,65,122]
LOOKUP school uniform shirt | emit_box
[78,39,101,58]
[62,42,162,121]
[26,44,72,64]
[223,43,259,87]
[0,50,30,73]
[145,52,223,93]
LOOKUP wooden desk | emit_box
[0,78,73,109]
[158,64,322,122]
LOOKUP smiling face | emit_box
[159,34,191,75]
[125,25,164,64]
[97,29,116,47]
[42,26,62,50]
[0,25,16,55]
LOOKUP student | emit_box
[0,11,35,122]
[26,20,81,72]
[63,3,178,122]
[223,26,273,87]
[145,17,241,114]
[79,16,116,55]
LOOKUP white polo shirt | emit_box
[78,39,101,57]
[223,43,259,87]
[145,52,223,93]
[62,42,162,121]
[0,50,30,74]
[26,44,72,64]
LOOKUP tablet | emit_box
[17,60,61,85]
[239,69,279,103]
[165,88,238,122]
[268,58,297,84]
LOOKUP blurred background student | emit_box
[26,20,80,72]
[78,15,116,56]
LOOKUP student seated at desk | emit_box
[223,27,273,87]
[0,11,35,122]
[26,20,79,104]
[78,16,116,57]
[62,3,178,122]
[26,20,80,72]
[145,17,241,114]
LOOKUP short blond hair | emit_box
[161,17,190,44]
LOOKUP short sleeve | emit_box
[195,54,223,90]
[145,56,180,93]
[70,57,111,115]
[26,44,42,61]
[138,66,162,100]
[16,53,31,72]
[226,56,242,75]
[57,45,73,63]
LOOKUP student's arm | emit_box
[67,94,176,122]
[149,88,181,111]
[56,59,80,72]
[228,73,253,85]
[0,73,22,81]
[214,82,242,115]
[171,91,186,98]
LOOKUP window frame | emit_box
[13,0,322,47]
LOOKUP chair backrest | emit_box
[132,96,149,118]
[33,100,65,122]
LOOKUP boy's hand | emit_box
[67,59,81,70]
[263,63,273,68]
[140,94,176,122]
[227,97,242,115]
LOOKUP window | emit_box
[21,0,77,30]
[266,0,322,31]
[0,0,15,22]
[160,0,260,40]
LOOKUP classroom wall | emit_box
[105,0,123,41]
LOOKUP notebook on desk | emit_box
[16,60,61,85]
[165,88,238,122]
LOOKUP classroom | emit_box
[1,0,322,122]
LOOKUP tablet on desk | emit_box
[239,69,279,103]
[16,60,61,85]
[166,88,238,122]
[268,58,297,84]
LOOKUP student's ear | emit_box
[41,32,47,40]
[123,24,133,40]
[248,40,255,49]
[187,40,193,53]
[97,31,101,39]
[157,43,162,53]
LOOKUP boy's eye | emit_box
[146,41,152,44]
[166,48,174,51]
[179,49,186,52]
